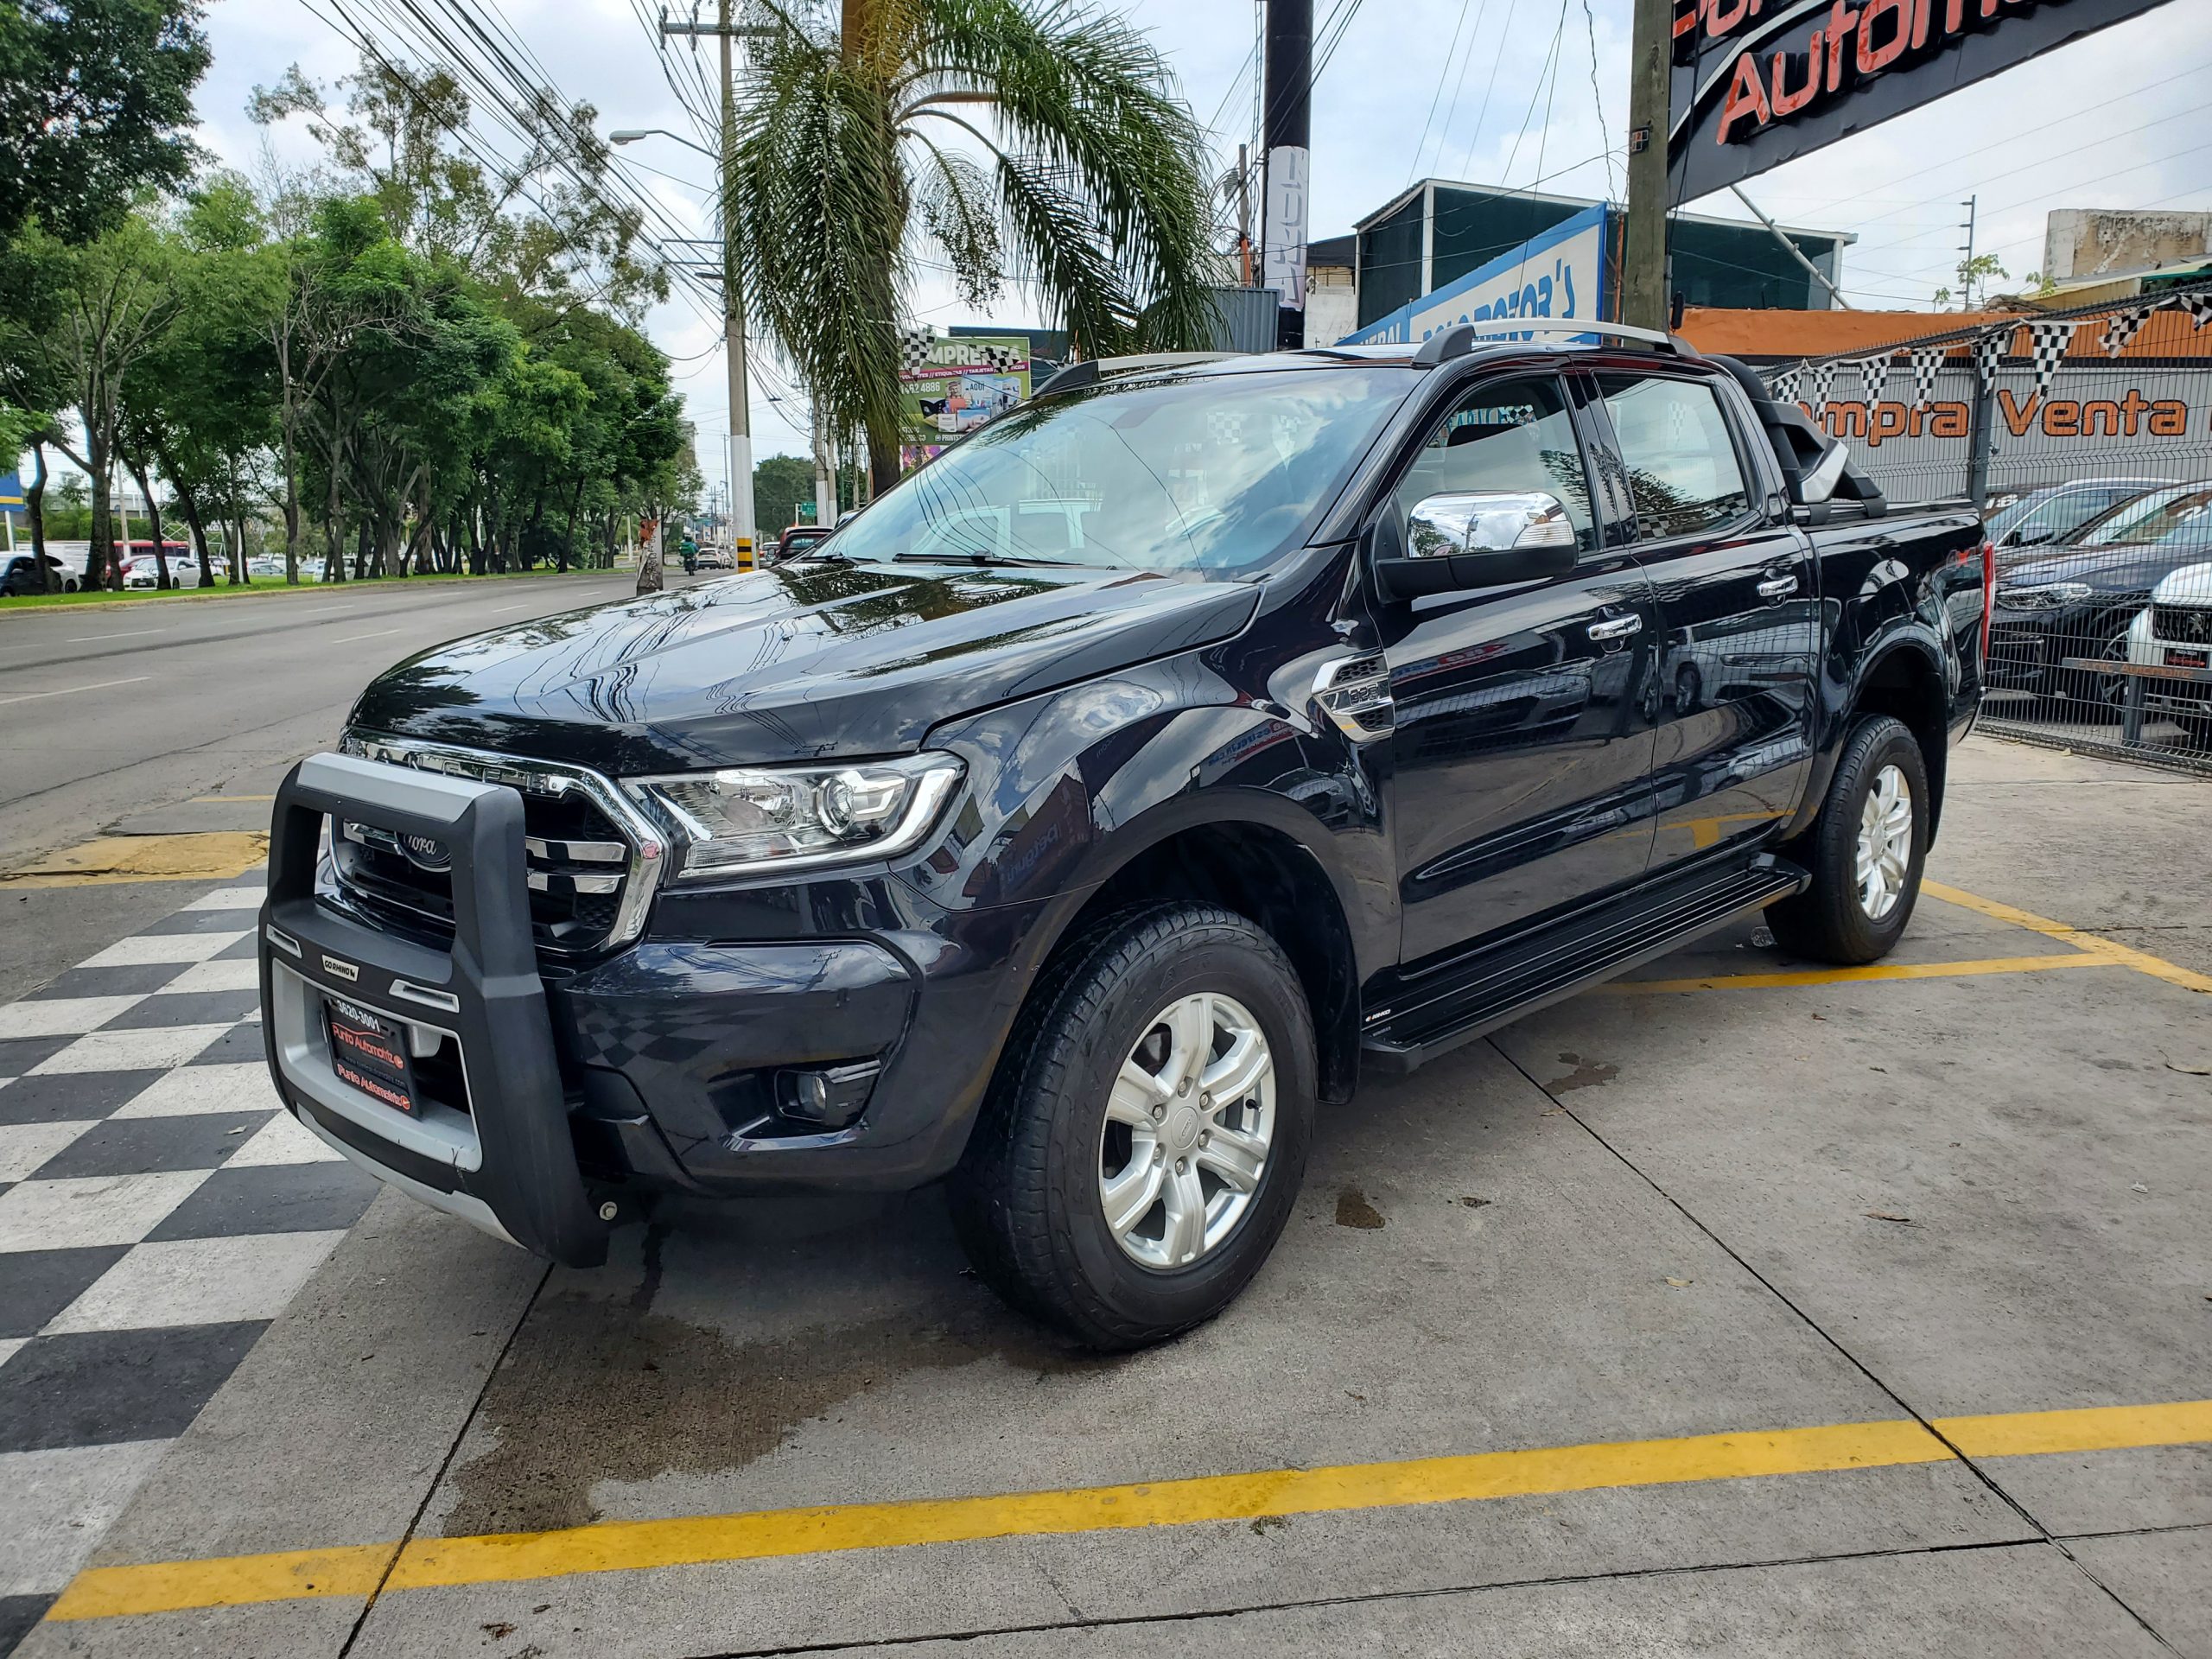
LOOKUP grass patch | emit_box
[0,563,634,614]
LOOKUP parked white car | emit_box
[121,551,202,588]
[2124,560,2212,743]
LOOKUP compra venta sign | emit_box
[1814,386,2193,447]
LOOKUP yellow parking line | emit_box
[1609,953,2111,995]
[45,1398,2212,1622]
[1924,880,2212,995]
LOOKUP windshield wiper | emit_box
[892,552,1076,568]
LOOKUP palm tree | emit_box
[731,0,1221,494]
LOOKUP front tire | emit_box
[950,903,1315,1351]
[1767,715,1929,965]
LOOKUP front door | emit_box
[1586,370,1818,872]
[1378,372,1661,966]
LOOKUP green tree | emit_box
[729,0,1218,496]
[0,214,183,588]
[751,453,818,536]
[0,0,213,244]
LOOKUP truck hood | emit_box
[349,560,1261,775]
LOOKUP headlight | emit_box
[633,753,963,882]
[1996,581,2093,610]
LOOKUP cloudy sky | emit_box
[190,0,2212,494]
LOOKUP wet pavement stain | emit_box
[441,1219,1114,1538]
[1548,1051,1619,1092]
[1334,1187,1385,1230]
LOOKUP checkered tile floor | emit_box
[0,874,378,1652]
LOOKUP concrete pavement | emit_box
[2,734,2204,1657]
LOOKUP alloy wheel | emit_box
[1854,762,1914,921]
[1097,992,1275,1271]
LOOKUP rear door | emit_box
[1582,368,1818,874]
[1377,370,1661,965]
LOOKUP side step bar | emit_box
[1361,855,1808,1076]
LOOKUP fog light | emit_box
[776,1060,881,1129]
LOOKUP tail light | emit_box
[1979,539,1995,659]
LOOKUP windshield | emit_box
[2079,485,2212,547]
[825,367,1408,574]
[1985,489,2060,543]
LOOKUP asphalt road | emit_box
[0,570,702,994]
[0,573,692,859]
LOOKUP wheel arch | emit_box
[1789,632,1952,844]
[1842,635,1952,841]
[1039,799,1366,1106]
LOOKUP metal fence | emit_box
[1759,283,2212,772]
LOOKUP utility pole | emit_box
[1958,196,1979,310]
[658,5,772,568]
[1236,143,1254,288]
[811,408,836,528]
[1260,0,1312,348]
[1620,0,1673,332]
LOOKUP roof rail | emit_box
[1409,319,1690,369]
[1033,351,1237,399]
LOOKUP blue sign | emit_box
[0,471,22,510]
[1344,203,1610,347]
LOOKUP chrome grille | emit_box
[330,734,668,958]
[2153,606,2212,645]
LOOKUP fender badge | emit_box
[321,953,360,982]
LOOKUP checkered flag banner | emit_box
[1974,326,2014,393]
[971,342,1024,374]
[1854,352,1894,404]
[1768,362,1803,405]
[2025,320,2079,397]
[2101,302,2155,357]
[897,327,937,373]
[1908,345,1946,410]
[1805,358,1837,411]
[2173,290,2212,330]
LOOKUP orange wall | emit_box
[1677,306,2212,362]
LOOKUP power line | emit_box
[1405,0,1476,186]
[1579,0,1616,202]
[1423,0,1494,184]
[1499,0,1569,189]
[1453,0,1522,181]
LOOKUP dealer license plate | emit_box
[324,995,422,1116]
[2164,647,2209,671]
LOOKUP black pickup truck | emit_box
[257,324,1989,1349]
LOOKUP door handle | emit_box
[1757,575,1797,600]
[1587,614,1643,641]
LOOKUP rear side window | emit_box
[1595,374,1751,541]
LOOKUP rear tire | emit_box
[950,903,1315,1351]
[1766,715,1929,965]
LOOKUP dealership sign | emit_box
[1344,205,1609,346]
[1669,0,2177,198]
[1803,361,2203,496]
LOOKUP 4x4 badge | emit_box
[321,953,360,982]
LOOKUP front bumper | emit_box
[261,751,1047,1263]
[260,753,611,1266]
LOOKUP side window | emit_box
[1394,376,1598,554]
[1595,374,1752,541]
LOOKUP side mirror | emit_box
[1376,491,1579,601]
